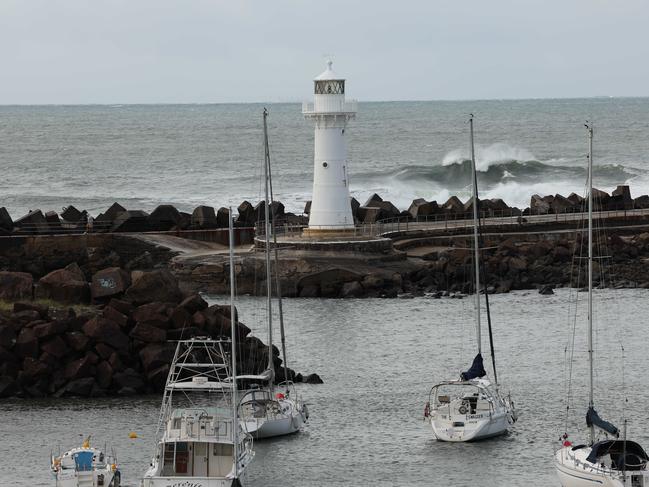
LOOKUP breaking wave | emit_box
[349,144,644,210]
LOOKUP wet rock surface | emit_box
[0,270,317,398]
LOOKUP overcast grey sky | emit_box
[1,0,648,104]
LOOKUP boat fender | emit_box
[423,401,430,418]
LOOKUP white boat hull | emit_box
[142,474,246,487]
[243,409,305,439]
[430,410,509,442]
[54,470,119,487]
[555,447,649,487]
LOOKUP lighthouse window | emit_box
[314,80,344,94]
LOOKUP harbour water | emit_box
[2,288,647,486]
[1,98,649,219]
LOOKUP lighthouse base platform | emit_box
[254,232,394,253]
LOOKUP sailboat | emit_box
[237,108,308,439]
[554,124,649,487]
[424,115,516,442]
[141,211,254,486]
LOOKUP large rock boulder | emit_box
[612,185,633,210]
[591,188,611,210]
[298,269,363,298]
[357,207,381,224]
[111,210,149,232]
[147,205,181,231]
[376,201,400,220]
[237,201,255,226]
[35,268,90,303]
[0,207,13,232]
[442,196,464,214]
[130,323,166,343]
[567,193,585,207]
[0,272,33,300]
[95,202,127,228]
[61,205,85,223]
[45,211,63,230]
[14,210,48,234]
[215,207,231,228]
[550,194,575,214]
[139,343,175,372]
[408,199,438,219]
[82,317,129,350]
[191,205,217,229]
[634,195,649,209]
[91,267,131,300]
[530,194,551,214]
[124,269,182,305]
[364,193,383,207]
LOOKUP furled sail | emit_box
[461,353,486,381]
[586,407,619,437]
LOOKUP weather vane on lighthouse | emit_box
[302,60,357,234]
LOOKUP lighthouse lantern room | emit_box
[302,61,357,233]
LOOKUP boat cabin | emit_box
[430,380,499,419]
[158,408,236,478]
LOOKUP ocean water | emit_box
[1,98,648,220]
[1,289,647,486]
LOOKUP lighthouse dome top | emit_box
[314,60,343,81]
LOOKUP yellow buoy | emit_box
[128,432,138,439]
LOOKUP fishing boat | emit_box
[424,115,516,442]
[141,213,254,486]
[554,124,649,487]
[51,437,120,487]
[237,108,308,439]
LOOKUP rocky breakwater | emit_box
[0,267,319,399]
[400,231,649,295]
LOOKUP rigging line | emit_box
[262,108,274,389]
[564,178,588,432]
[264,110,291,390]
[469,114,498,387]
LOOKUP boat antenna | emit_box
[264,114,290,392]
[586,121,595,445]
[228,207,239,477]
[470,114,498,387]
[469,114,481,356]
[262,108,274,390]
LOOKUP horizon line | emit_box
[1,95,647,107]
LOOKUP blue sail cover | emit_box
[461,353,486,381]
[586,407,619,437]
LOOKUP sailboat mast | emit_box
[262,109,274,388]
[587,123,594,445]
[228,208,239,474]
[469,115,481,354]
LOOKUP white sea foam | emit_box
[441,143,537,171]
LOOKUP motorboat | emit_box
[51,437,120,487]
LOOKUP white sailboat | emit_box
[51,437,120,487]
[238,108,308,439]
[425,115,516,442]
[141,212,254,486]
[554,124,649,487]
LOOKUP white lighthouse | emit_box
[303,61,357,233]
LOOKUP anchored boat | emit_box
[51,438,120,487]
[237,108,308,439]
[142,213,254,486]
[554,124,649,487]
[425,115,516,442]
